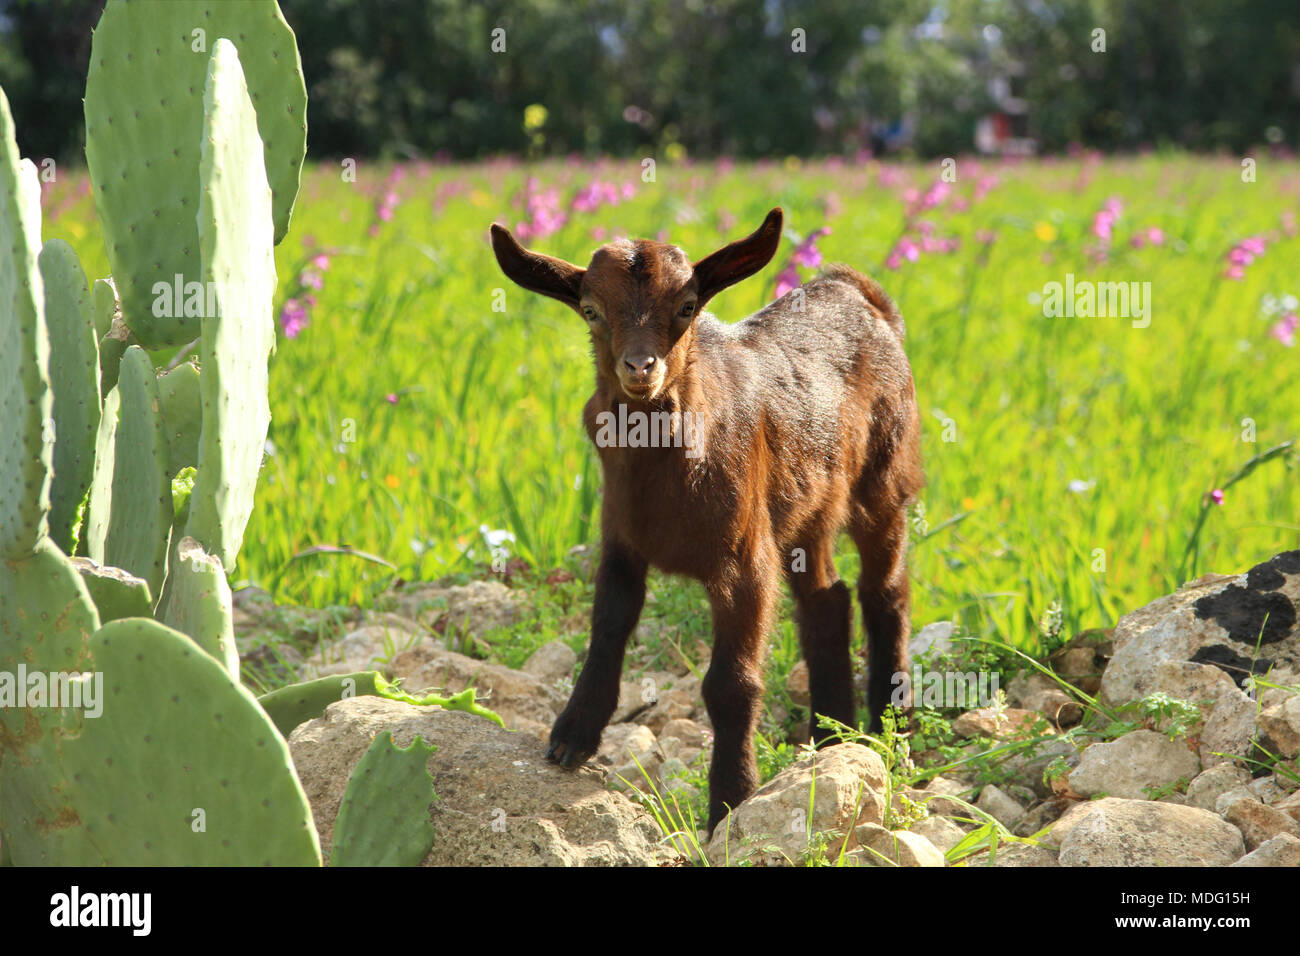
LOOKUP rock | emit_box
[1274,790,1300,822]
[302,620,426,677]
[916,775,976,817]
[521,640,577,686]
[635,689,697,734]
[1101,552,1300,708]
[386,579,525,643]
[1231,832,1300,867]
[951,707,1046,740]
[1067,729,1200,800]
[288,696,666,866]
[1221,798,1300,851]
[596,723,658,767]
[910,621,955,658]
[976,784,1026,828]
[1199,688,1259,768]
[1249,775,1287,805]
[1215,787,1258,814]
[967,842,1060,867]
[1013,797,1072,837]
[785,660,811,708]
[1057,798,1245,866]
[1003,737,1083,799]
[1258,695,1300,758]
[707,743,887,866]
[1047,629,1113,694]
[1021,687,1083,727]
[1186,764,1252,812]
[611,680,655,723]
[856,827,945,867]
[1006,670,1058,708]
[910,815,967,854]
[660,718,710,750]
[388,644,564,737]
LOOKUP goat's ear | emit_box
[490,223,584,308]
[692,207,783,305]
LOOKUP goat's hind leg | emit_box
[786,535,855,744]
[848,505,913,731]
[547,541,647,767]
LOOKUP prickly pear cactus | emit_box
[185,39,277,573]
[156,361,201,479]
[91,347,173,598]
[83,0,306,346]
[331,732,437,867]
[2,615,321,865]
[70,557,153,623]
[0,87,51,558]
[157,536,238,678]
[38,240,101,554]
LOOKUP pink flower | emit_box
[1209,489,1225,506]
[774,264,800,299]
[385,393,399,405]
[279,298,308,339]
[312,254,331,271]
[1271,313,1298,346]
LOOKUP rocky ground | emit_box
[235,550,1300,866]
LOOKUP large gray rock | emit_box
[1221,797,1300,851]
[1067,729,1201,800]
[1101,552,1300,708]
[288,696,668,866]
[1231,833,1300,867]
[1057,798,1245,866]
[1186,763,1252,812]
[521,640,577,686]
[706,743,887,866]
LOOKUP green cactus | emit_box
[331,732,437,867]
[83,384,118,562]
[257,671,506,738]
[156,361,201,479]
[93,277,134,396]
[184,39,278,573]
[0,86,51,558]
[83,0,307,347]
[92,347,172,598]
[156,535,238,678]
[70,556,153,623]
[91,276,116,339]
[2,615,322,865]
[39,240,101,554]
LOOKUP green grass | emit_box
[45,153,1300,656]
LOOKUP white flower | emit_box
[1067,478,1095,494]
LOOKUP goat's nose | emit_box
[623,354,657,377]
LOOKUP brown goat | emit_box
[490,207,924,835]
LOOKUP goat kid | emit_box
[490,208,924,835]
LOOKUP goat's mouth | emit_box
[618,377,664,401]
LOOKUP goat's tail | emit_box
[822,264,906,340]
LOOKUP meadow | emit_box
[41,152,1300,658]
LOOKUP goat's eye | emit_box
[678,301,696,319]
[582,305,602,323]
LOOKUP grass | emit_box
[42,152,1300,659]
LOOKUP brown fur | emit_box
[490,208,924,834]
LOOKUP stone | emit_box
[1258,695,1300,759]
[302,620,426,677]
[385,579,525,642]
[1056,798,1245,866]
[1101,553,1300,708]
[387,644,565,737]
[1013,797,1072,837]
[910,814,967,854]
[521,640,577,686]
[975,784,1026,828]
[951,707,1046,740]
[966,842,1060,867]
[1273,790,1300,822]
[1231,833,1300,867]
[288,696,667,866]
[596,723,658,767]
[1186,764,1252,812]
[1221,797,1300,851]
[785,660,811,708]
[910,621,955,658]
[660,718,710,750]
[707,743,887,866]
[856,827,945,867]
[1021,687,1083,727]
[915,775,976,817]
[1067,729,1200,800]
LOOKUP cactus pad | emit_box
[69,556,153,623]
[184,39,277,572]
[39,240,101,554]
[331,731,437,867]
[156,535,238,678]
[2,616,322,865]
[97,347,173,598]
[0,87,51,557]
[156,361,201,479]
[83,0,307,346]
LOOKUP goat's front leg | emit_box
[702,554,778,836]
[547,541,647,768]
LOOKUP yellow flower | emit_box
[962,496,977,511]
[1034,222,1057,242]
[523,104,548,131]
[385,474,399,489]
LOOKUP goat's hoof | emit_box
[546,715,601,768]
[545,738,595,769]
